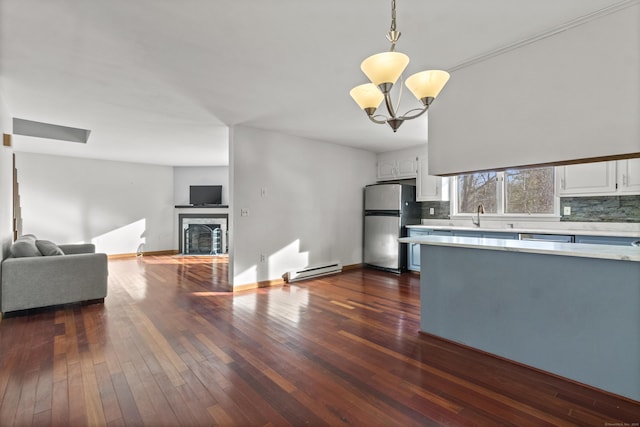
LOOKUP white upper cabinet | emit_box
[417,155,449,201]
[376,159,398,181]
[617,158,640,193]
[417,158,439,200]
[396,157,418,178]
[376,147,419,181]
[376,145,449,200]
[416,145,449,202]
[557,161,616,195]
[558,159,640,196]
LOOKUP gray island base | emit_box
[399,235,640,402]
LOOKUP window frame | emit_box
[450,167,560,220]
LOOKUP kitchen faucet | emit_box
[472,203,485,227]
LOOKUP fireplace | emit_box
[185,224,222,255]
[178,213,227,255]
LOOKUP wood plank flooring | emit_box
[0,255,638,426]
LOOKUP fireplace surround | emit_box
[178,213,227,255]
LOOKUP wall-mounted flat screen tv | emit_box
[189,185,222,206]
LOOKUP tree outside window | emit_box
[456,172,498,214]
[505,168,555,214]
[456,167,555,215]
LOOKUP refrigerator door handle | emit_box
[364,210,401,217]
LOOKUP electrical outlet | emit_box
[429,207,435,215]
[240,208,249,217]
[563,206,571,216]
[260,254,266,263]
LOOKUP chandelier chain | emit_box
[390,0,397,32]
[387,0,400,52]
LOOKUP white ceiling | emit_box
[0,0,630,166]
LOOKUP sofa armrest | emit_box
[58,243,96,254]
[1,253,108,313]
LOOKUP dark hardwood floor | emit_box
[0,255,638,426]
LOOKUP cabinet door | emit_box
[452,230,482,237]
[377,147,420,181]
[575,235,640,246]
[407,229,430,272]
[395,157,417,179]
[416,156,438,200]
[377,159,397,181]
[558,161,617,195]
[408,243,421,271]
[482,232,518,240]
[617,158,640,194]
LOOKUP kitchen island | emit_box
[398,235,640,402]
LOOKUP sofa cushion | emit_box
[10,236,42,258]
[36,240,65,256]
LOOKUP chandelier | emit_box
[349,0,450,132]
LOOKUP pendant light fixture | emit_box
[350,0,450,132]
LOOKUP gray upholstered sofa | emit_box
[1,234,108,315]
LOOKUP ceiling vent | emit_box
[13,118,91,144]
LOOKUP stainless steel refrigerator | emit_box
[364,183,421,272]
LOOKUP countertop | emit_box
[398,235,640,262]
[406,224,640,238]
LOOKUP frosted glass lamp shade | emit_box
[350,83,384,110]
[360,52,410,86]
[405,70,450,100]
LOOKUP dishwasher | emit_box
[519,233,574,243]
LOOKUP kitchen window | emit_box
[454,167,557,216]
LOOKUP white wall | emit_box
[16,153,174,255]
[429,3,640,175]
[230,126,376,287]
[173,166,229,205]
[0,96,13,258]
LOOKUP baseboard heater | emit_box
[283,262,342,283]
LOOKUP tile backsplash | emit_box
[419,195,640,223]
[560,195,640,223]
[420,201,451,220]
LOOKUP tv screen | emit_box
[189,185,222,205]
